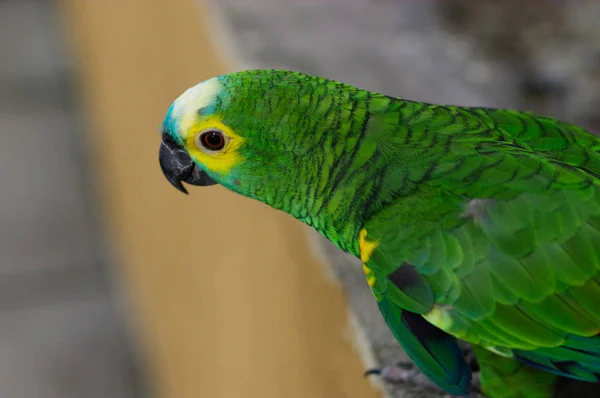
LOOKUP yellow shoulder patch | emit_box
[185,115,245,176]
[359,228,379,287]
[359,228,378,263]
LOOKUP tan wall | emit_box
[60,1,380,397]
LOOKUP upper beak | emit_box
[159,133,217,194]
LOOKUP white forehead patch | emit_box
[171,77,223,136]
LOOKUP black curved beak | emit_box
[159,133,217,194]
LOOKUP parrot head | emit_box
[159,70,326,197]
[159,73,242,194]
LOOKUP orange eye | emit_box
[198,130,225,151]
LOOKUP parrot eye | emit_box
[197,129,226,151]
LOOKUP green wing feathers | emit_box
[377,298,472,395]
[473,345,557,398]
[360,231,472,395]
[478,108,600,174]
[360,106,600,394]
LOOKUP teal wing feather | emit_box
[360,108,600,392]
[359,228,472,396]
[377,298,472,395]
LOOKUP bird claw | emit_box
[364,362,422,383]
[365,362,442,390]
[365,362,482,397]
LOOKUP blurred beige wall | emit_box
[59,1,380,397]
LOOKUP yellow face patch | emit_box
[183,115,245,176]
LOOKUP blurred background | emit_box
[1,1,599,397]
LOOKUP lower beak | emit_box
[159,133,217,194]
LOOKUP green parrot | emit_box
[158,69,600,398]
